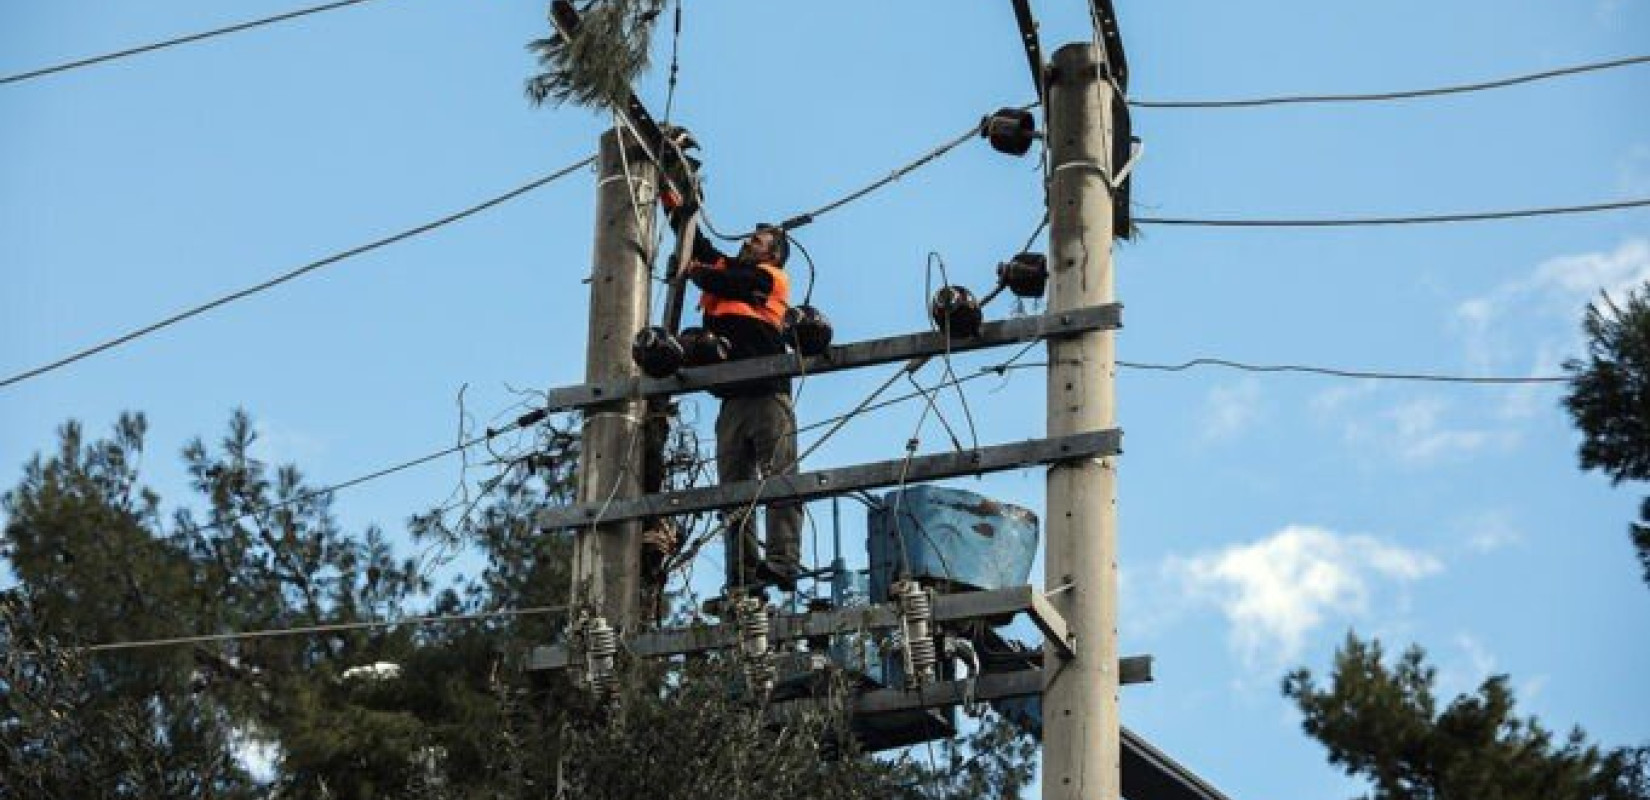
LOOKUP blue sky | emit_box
[3,1,1648,797]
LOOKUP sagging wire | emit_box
[924,252,981,451]
[661,0,683,123]
[781,228,820,307]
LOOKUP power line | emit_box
[178,407,555,540]
[1136,197,1650,228]
[1130,54,1650,109]
[0,0,391,87]
[1120,358,1568,384]
[0,157,595,391]
[78,604,570,654]
[775,119,984,232]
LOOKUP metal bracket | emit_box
[1008,0,1045,102]
[542,303,1122,413]
[535,429,1121,530]
[1088,0,1130,91]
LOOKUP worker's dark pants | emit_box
[717,392,802,589]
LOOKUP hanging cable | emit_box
[175,407,555,541]
[1136,197,1650,228]
[774,119,986,233]
[0,0,391,86]
[74,604,570,654]
[0,156,595,391]
[1118,358,1568,384]
[1130,54,1650,109]
[661,0,684,123]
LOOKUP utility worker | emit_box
[679,224,803,594]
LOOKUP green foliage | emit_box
[3,411,1038,798]
[1285,633,1650,800]
[1564,283,1650,585]
[526,0,668,109]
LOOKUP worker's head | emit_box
[737,224,789,267]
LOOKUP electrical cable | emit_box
[0,0,390,86]
[1117,358,1568,384]
[784,230,820,306]
[76,604,571,654]
[180,407,552,539]
[1135,197,1650,228]
[661,0,684,124]
[0,156,595,391]
[1129,54,1650,109]
[924,252,981,451]
[774,119,985,233]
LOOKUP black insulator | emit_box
[632,326,685,378]
[678,327,731,367]
[783,304,834,357]
[930,286,984,340]
[981,108,1037,157]
[997,252,1049,298]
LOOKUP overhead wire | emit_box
[1129,54,1650,109]
[75,604,571,654]
[1116,358,1568,384]
[772,117,991,234]
[1135,197,1650,228]
[0,156,596,391]
[0,0,390,86]
[180,407,555,539]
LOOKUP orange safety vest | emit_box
[698,259,790,329]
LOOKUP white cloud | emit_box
[1165,525,1442,668]
[1310,382,1376,419]
[250,418,328,466]
[1383,396,1517,464]
[1457,239,1650,346]
[1459,510,1524,554]
[1437,633,1500,699]
[1201,379,1262,442]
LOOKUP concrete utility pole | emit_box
[570,127,658,630]
[1044,43,1120,800]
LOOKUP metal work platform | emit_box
[541,303,1122,412]
[536,429,1121,530]
[527,586,1140,671]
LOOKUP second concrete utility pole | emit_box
[1043,42,1121,800]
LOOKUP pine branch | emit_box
[526,0,668,109]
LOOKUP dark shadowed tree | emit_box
[0,416,257,798]
[526,0,668,109]
[1564,281,1650,587]
[1285,633,1649,800]
[4,412,1038,798]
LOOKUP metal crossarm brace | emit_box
[527,585,1115,670]
[1089,0,1130,91]
[1009,0,1046,101]
[535,429,1120,530]
[542,303,1122,412]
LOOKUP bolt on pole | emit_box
[1044,42,1120,800]
[570,127,658,630]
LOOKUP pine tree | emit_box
[1563,281,1650,587]
[1284,633,1650,800]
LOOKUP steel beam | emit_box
[771,661,1152,721]
[542,304,1122,412]
[526,585,1132,673]
[537,429,1120,530]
